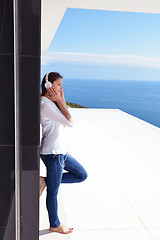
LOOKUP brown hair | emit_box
[41,72,63,96]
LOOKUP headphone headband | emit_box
[45,73,49,82]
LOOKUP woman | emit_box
[39,72,88,234]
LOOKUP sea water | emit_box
[63,79,160,128]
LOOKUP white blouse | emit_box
[40,96,73,155]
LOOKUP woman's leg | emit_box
[40,154,63,228]
[62,153,88,183]
[39,176,46,197]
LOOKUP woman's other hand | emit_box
[60,87,66,103]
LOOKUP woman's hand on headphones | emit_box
[47,87,61,102]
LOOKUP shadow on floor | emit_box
[39,229,51,236]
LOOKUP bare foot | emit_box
[39,176,46,197]
[49,224,73,234]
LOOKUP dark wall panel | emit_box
[0,0,14,53]
[21,169,39,240]
[20,0,41,56]
[0,0,15,239]
[0,146,15,240]
[19,0,41,239]
[20,56,40,146]
[0,55,14,145]
[0,0,41,239]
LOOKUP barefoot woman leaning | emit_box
[39,72,88,234]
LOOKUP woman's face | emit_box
[52,77,63,93]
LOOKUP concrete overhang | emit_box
[41,0,160,55]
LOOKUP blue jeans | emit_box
[40,153,88,228]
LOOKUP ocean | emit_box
[63,79,160,128]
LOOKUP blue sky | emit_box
[41,9,160,81]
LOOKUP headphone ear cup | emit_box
[45,81,52,88]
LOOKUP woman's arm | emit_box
[41,102,73,127]
[46,87,73,123]
[56,98,73,123]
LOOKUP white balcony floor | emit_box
[39,109,160,240]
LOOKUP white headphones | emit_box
[44,73,52,88]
